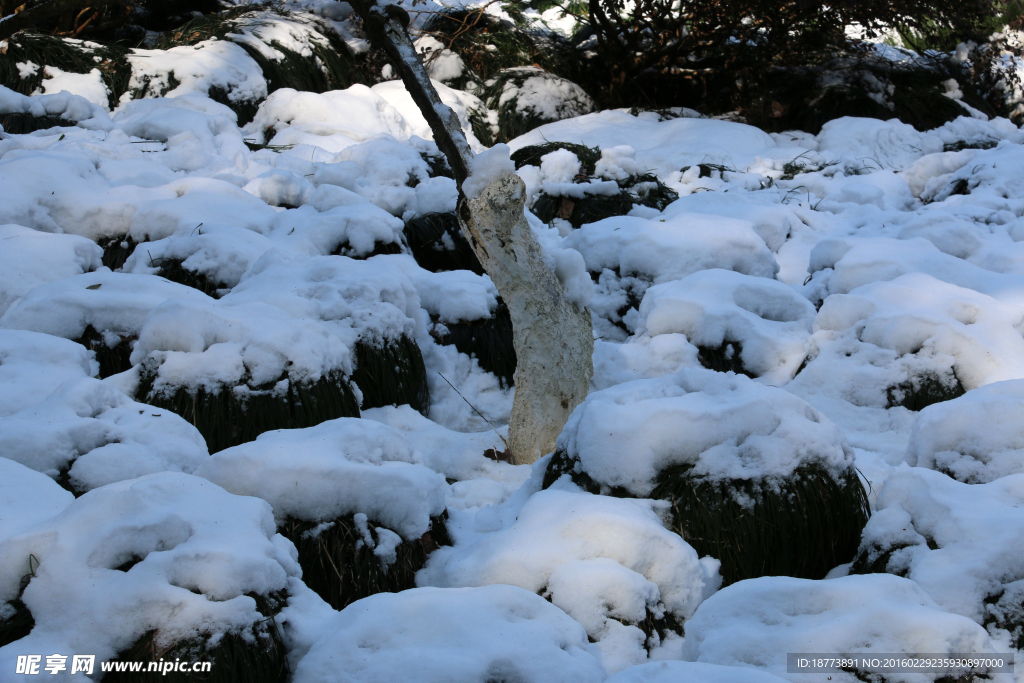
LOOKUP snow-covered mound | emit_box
[680,574,1003,683]
[421,487,719,671]
[196,418,446,539]
[0,271,210,360]
[0,473,299,671]
[636,269,815,384]
[0,459,73,545]
[906,380,1024,482]
[852,467,1024,627]
[0,224,102,317]
[554,369,854,496]
[133,296,353,394]
[0,378,208,493]
[0,330,94,417]
[288,585,606,683]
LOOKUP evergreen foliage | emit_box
[279,513,451,611]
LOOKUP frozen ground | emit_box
[2,15,1024,683]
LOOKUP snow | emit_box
[5,20,1024,676]
[463,142,516,199]
[0,224,102,317]
[636,269,815,384]
[38,67,111,110]
[0,473,299,675]
[607,661,791,683]
[907,380,1024,482]
[0,459,73,545]
[680,573,1005,683]
[0,377,208,492]
[420,487,719,672]
[855,466,1024,625]
[0,330,94,417]
[196,417,447,539]
[289,585,606,683]
[555,368,855,496]
[0,270,210,346]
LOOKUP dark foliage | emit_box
[0,112,69,134]
[0,599,33,649]
[150,258,228,299]
[696,341,753,377]
[74,324,135,378]
[279,513,450,611]
[580,0,1015,112]
[531,173,677,229]
[478,67,593,143]
[0,32,131,109]
[544,450,871,586]
[985,583,1024,651]
[511,142,603,174]
[105,591,289,683]
[352,335,430,415]
[0,557,38,648]
[138,368,361,453]
[432,303,517,388]
[99,235,139,271]
[886,371,965,411]
[403,212,484,274]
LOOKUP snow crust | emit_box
[0,224,102,317]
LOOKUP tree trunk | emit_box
[348,0,593,464]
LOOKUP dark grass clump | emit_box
[511,142,602,174]
[0,33,131,110]
[0,599,33,649]
[0,556,38,648]
[622,173,679,212]
[352,335,430,416]
[74,324,135,379]
[138,369,360,453]
[531,171,677,229]
[403,212,483,274]
[985,582,1024,651]
[886,371,965,411]
[104,591,289,683]
[151,257,229,299]
[543,451,871,587]
[532,190,635,229]
[279,513,450,611]
[421,152,455,179]
[0,113,69,135]
[98,235,139,272]
[697,341,754,378]
[432,303,516,388]
[330,238,405,260]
